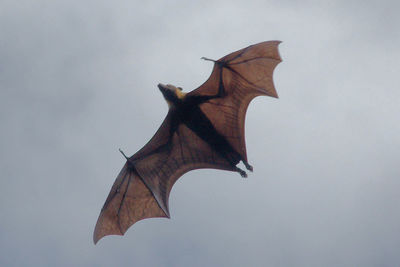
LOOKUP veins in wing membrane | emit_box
[229,56,274,65]
[117,172,133,232]
[104,65,257,221]
[224,65,262,90]
[227,45,251,62]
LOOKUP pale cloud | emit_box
[1,0,399,266]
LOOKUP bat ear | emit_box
[177,87,183,91]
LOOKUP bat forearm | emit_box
[94,41,282,243]
[188,80,225,104]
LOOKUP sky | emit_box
[1,0,400,266]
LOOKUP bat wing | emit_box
[93,111,237,243]
[187,41,282,163]
[94,41,282,243]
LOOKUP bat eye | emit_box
[177,87,183,91]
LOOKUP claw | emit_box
[235,167,247,178]
[244,162,253,172]
[119,148,129,160]
[201,57,216,62]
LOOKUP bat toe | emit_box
[244,161,253,172]
[235,167,248,178]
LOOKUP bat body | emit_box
[158,83,250,177]
[94,41,282,244]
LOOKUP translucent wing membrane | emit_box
[94,41,282,243]
[94,114,239,243]
[188,41,282,162]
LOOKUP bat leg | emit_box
[243,161,253,172]
[235,167,247,178]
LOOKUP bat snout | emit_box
[158,83,176,91]
[158,83,166,91]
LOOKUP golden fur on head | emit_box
[165,84,186,99]
[158,83,187,108]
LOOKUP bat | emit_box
[93,41,282,244]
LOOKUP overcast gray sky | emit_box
[1,0,400,266]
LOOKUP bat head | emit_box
[158,83,186,107]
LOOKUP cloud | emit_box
[1,0,399,266]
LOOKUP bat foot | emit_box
[244,162,253,172]
[235,167,248,178]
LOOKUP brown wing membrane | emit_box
[93,163,167,244]
[94,41,282,243]
[93,112,237,244]
[187,41,282,162]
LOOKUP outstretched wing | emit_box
[187,41,282,163]
[94,41,282,243]
[93,111,237,244]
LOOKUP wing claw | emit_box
[95,41,282,243]
[201,57,216,62]
[119,148,129,160]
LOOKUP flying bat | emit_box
[93,41,282,244]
